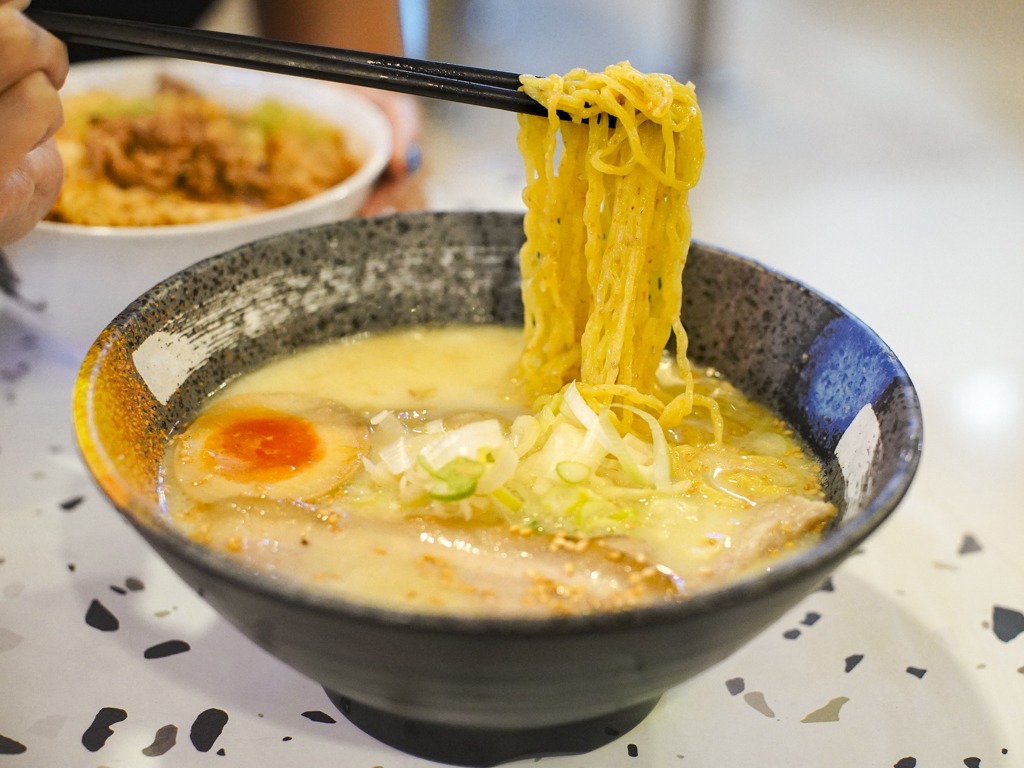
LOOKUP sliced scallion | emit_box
[419,456,485,502]
[556,460,591,484]
[492,487,523,511]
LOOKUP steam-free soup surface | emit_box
[161,326,834,617]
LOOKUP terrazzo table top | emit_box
[1,293,1022,767]
[6,0,1024,759]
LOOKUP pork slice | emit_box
[676,495,836,593]
[181,499,679,617]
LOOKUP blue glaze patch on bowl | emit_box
[800,316,899,447]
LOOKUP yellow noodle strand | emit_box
[516,62,723,440]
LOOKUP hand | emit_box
[350,88,426,217]
[0,0,68,247]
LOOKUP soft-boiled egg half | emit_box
[172,393,369,503]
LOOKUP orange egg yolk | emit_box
[201,410,324,484]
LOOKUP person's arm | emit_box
[256,0,424,215]
[0,0,68,246]
[256,0,404,56]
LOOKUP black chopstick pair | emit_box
[27,10,568,120]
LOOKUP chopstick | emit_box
[27,10,569,120]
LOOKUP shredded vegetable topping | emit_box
[342,355,819,541]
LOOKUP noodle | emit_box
[516,62,723,440]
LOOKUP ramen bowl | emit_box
[72,211,921,766]
[2,57,391,350]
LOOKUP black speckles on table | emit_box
[963,758,981,767]
[992,606,1024,642]
[783,610,824,639]
[725,677,745,696]
[85,599,119,631]
[845,654,864,672]
[125,577,144,591]
[190,709,228,752]
[109,585,127,595]
[627,743,638,757]
[906,667,927,679]
[217,747,226,755]
[0,734,27,754]
[142,724,177,756]
[301,710,337,723]
[59,495,84,511]
[959,534,983,555]
[144,640,191,659]
[894,758,917,768]
[81,707,127,752]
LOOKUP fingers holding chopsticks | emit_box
[0,0,68,162]
[0,0,68,246]
[0,1,68,91]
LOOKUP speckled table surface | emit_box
[4,0,1024,761]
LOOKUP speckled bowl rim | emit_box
[73,217,923,637]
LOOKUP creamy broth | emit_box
[160,326,834,617]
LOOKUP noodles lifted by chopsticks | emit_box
[515,62,722,439]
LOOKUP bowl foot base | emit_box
[324,688,660,767]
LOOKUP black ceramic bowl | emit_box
[73,211,921,766]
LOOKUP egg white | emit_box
[173,392,369,503]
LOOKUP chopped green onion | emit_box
[563,383,614,450]
[597,407,649,486]
[579,498,618,521]
[492,487,523,511]
[426,480,476,502]
[596,404,673,491]
[418,419,505,471]
[511,414,542,457]
[542,486,586,516]
[556,460,591,484]
[615,404,673,491]
[419,456,485,502]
